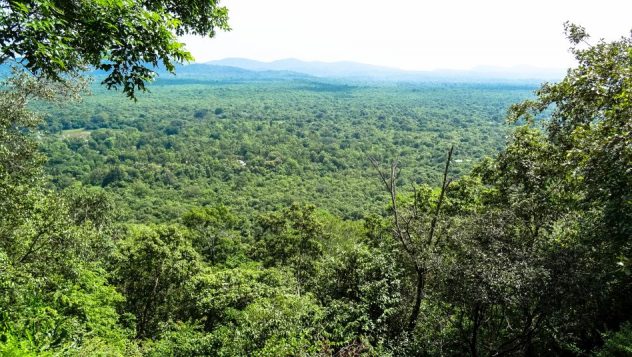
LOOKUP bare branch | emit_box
[428,146,453,247]
[370,157,417,259]
[370,146,454,333]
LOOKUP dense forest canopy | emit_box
[38,80,533,222]
[1,1,631,355]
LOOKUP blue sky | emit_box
[181,0,632,71]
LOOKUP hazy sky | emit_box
[181,0,632,71]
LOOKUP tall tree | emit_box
[455,23,632,354]
[0,0,230,353]
[370,146,453,333]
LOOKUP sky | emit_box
[181,0,632,71]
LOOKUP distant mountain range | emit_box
[0,58,565,83]
[157,63,311,81]
[202,58,566,82]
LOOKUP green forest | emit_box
[1,1,631,356]
[40,81,532,221]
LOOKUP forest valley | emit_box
[0,0,630,355]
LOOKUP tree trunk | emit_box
[408,267,425,332]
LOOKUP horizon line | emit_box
[195,57,568,73]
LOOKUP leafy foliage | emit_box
[0,0,229,98]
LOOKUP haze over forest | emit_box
[201,57,567,81]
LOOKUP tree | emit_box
[450,23,632,353]
[1,0,230,98]
[253,203,325,295]
[367,24,631,354]
[182,205,243,265]
[112,224,204,339]
[313,241,404,351]
[370,146,453,333]
[505,23,632,350]
[0,0,231,353]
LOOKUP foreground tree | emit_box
[0,1,230,354]
[443,23,632,354]
[504,22,631,348]
[370,24,631,355]
[1,0,230,98]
